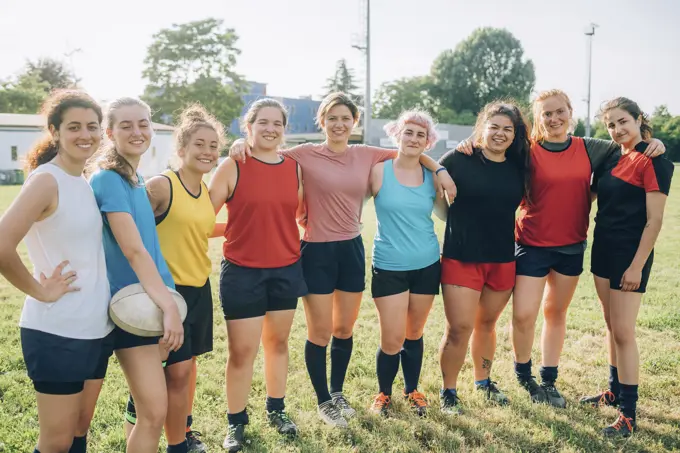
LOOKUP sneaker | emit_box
[602,413,635,438]
[186,430,207,453]
[317,400,348,428]
[541,382,567,408]
[222,424,245,452]
[370,392,391,416]
[475,380,509,406]
[331,392,357,419]
[404,390,428,417]
[580,390,619,408]
[440,390,463,415]
[267,409,298,436]
[518,376,548,404]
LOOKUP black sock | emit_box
[34,450,41,453]
[401,337,424,394]
[266,396,285,412]
[227,409,249,426]
[305,340,332,404]
[330,336,353,395]
[186,414,193,429]
[166,441,188,453]
[619,384,638,421]
[376,348,400,396]
[540,366,558,386]
[68,435,87,453]
[609,365,621,399]
[515,359,532,381]
[125,393,137,424]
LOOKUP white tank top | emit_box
[20,163,114,339]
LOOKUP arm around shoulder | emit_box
[208,157,237,214]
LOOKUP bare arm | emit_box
[369,162,384,198]
[0,173,79,302]
[208,157,237,214]
[295,163,306,222]
[107,212,184,349]
[433,173,449,221]
[146,175,171,218]
[210,223,227,238]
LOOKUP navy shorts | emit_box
[515,243,584,278]
[21,328,115,395]
[591,236,654,294]
[219,259,308,320]
[167,279,214,366]
[301,235,366,294]
[371,260,441,298]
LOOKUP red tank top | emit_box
[515,137,592,247]
[223,156,300,268]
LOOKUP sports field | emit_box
[0,178,678,453]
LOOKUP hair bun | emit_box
[180,104,209,123]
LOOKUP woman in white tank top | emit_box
[0,91,112,453]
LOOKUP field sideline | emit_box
[0,176,678,452]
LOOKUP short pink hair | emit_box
[383,109,439,151]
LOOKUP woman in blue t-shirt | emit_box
[89,97,184,453]
[367,110,444,417]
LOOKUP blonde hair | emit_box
[530,89,575,142]
[172,103,226,169]
[316,92,360,129]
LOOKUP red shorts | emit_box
[441,258,516,292]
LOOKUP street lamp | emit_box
[584,23,598,137]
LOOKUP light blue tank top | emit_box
[372,160,440,271]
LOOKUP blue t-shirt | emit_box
[373,160,440,271]
[90,169,174,295]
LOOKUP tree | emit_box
[0,74,49,114]
[20,58,78,91]
[430,27,536,115]
[372,76,435,119]
[323,59,362,102]
[141,18,244,126]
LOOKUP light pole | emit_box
[353,0,371,145]
[584,23,598,137]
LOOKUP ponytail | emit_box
[25,135,58,173]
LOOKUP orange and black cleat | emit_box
[602,413,635,438]
[404,390,429,417]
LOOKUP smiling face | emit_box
[179,126,219,174]
[397,123,428,157]
[482,114,515,155]
[321,104,355,145]
[537,95,572,142]
[247,106,285,151]
[604,108,642,148]
[51,107,101,163]
[107,105,153,159]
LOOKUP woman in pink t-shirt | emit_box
[230,92,455,427]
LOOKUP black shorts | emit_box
[591,236,654,294]
[219,259,308,320]
[371,260,441,298]
[301,235,366,294]
[515,244,584,278]
[21,328,115,395]
[166,279,214,366]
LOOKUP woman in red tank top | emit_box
[209,98,306,450]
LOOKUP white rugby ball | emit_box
[109,284,187,337]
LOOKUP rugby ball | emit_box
[109,284,188,337]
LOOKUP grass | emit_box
[0,176,679,453]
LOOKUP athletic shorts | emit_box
[219,259,308,320]
[515,244,584,278]
[591,236,654,294]
[21,327,114,395]
[441,258,516,292]
[166,279,214,366]
[301,235,365,294]
[371,260,441,298]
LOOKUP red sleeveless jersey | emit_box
[516,137,592,247]
[223,156,300,268]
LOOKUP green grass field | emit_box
[0,179,679,453]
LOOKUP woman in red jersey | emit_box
[457,89,665,408]
[580,98,673,438]
[210,99,306,452]
[229,92,456,428]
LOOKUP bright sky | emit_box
[1,0,679,120]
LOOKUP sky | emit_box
[1,0,679,121]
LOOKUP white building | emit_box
[0,113,175,182]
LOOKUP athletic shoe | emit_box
[440,390,463,415]
[580,390,619,408]
[541,382,567,408]
[267,409,298,436]
[404,390,428,417]
[317,400,348,428]
[222,424,245,452]
[475,380,509,405]
[331,392,357,419]
[186,430,207,453]
[602,413,635,438]
[518,376,548,404]
[370,392,391,416]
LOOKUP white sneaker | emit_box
[331,392,357,419]
[317,400,348,428]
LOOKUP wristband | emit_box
[435,167,447,176]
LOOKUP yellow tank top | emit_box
[156,170,215,287]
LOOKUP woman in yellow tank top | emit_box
[124,104,226,453]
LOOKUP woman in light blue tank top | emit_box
[367,110,447,416]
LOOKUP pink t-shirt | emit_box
[283,143,396,242]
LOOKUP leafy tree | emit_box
[0,74,49,114]
[20,58,78,91]
[372,76,435,119]
[324,59,362,103]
